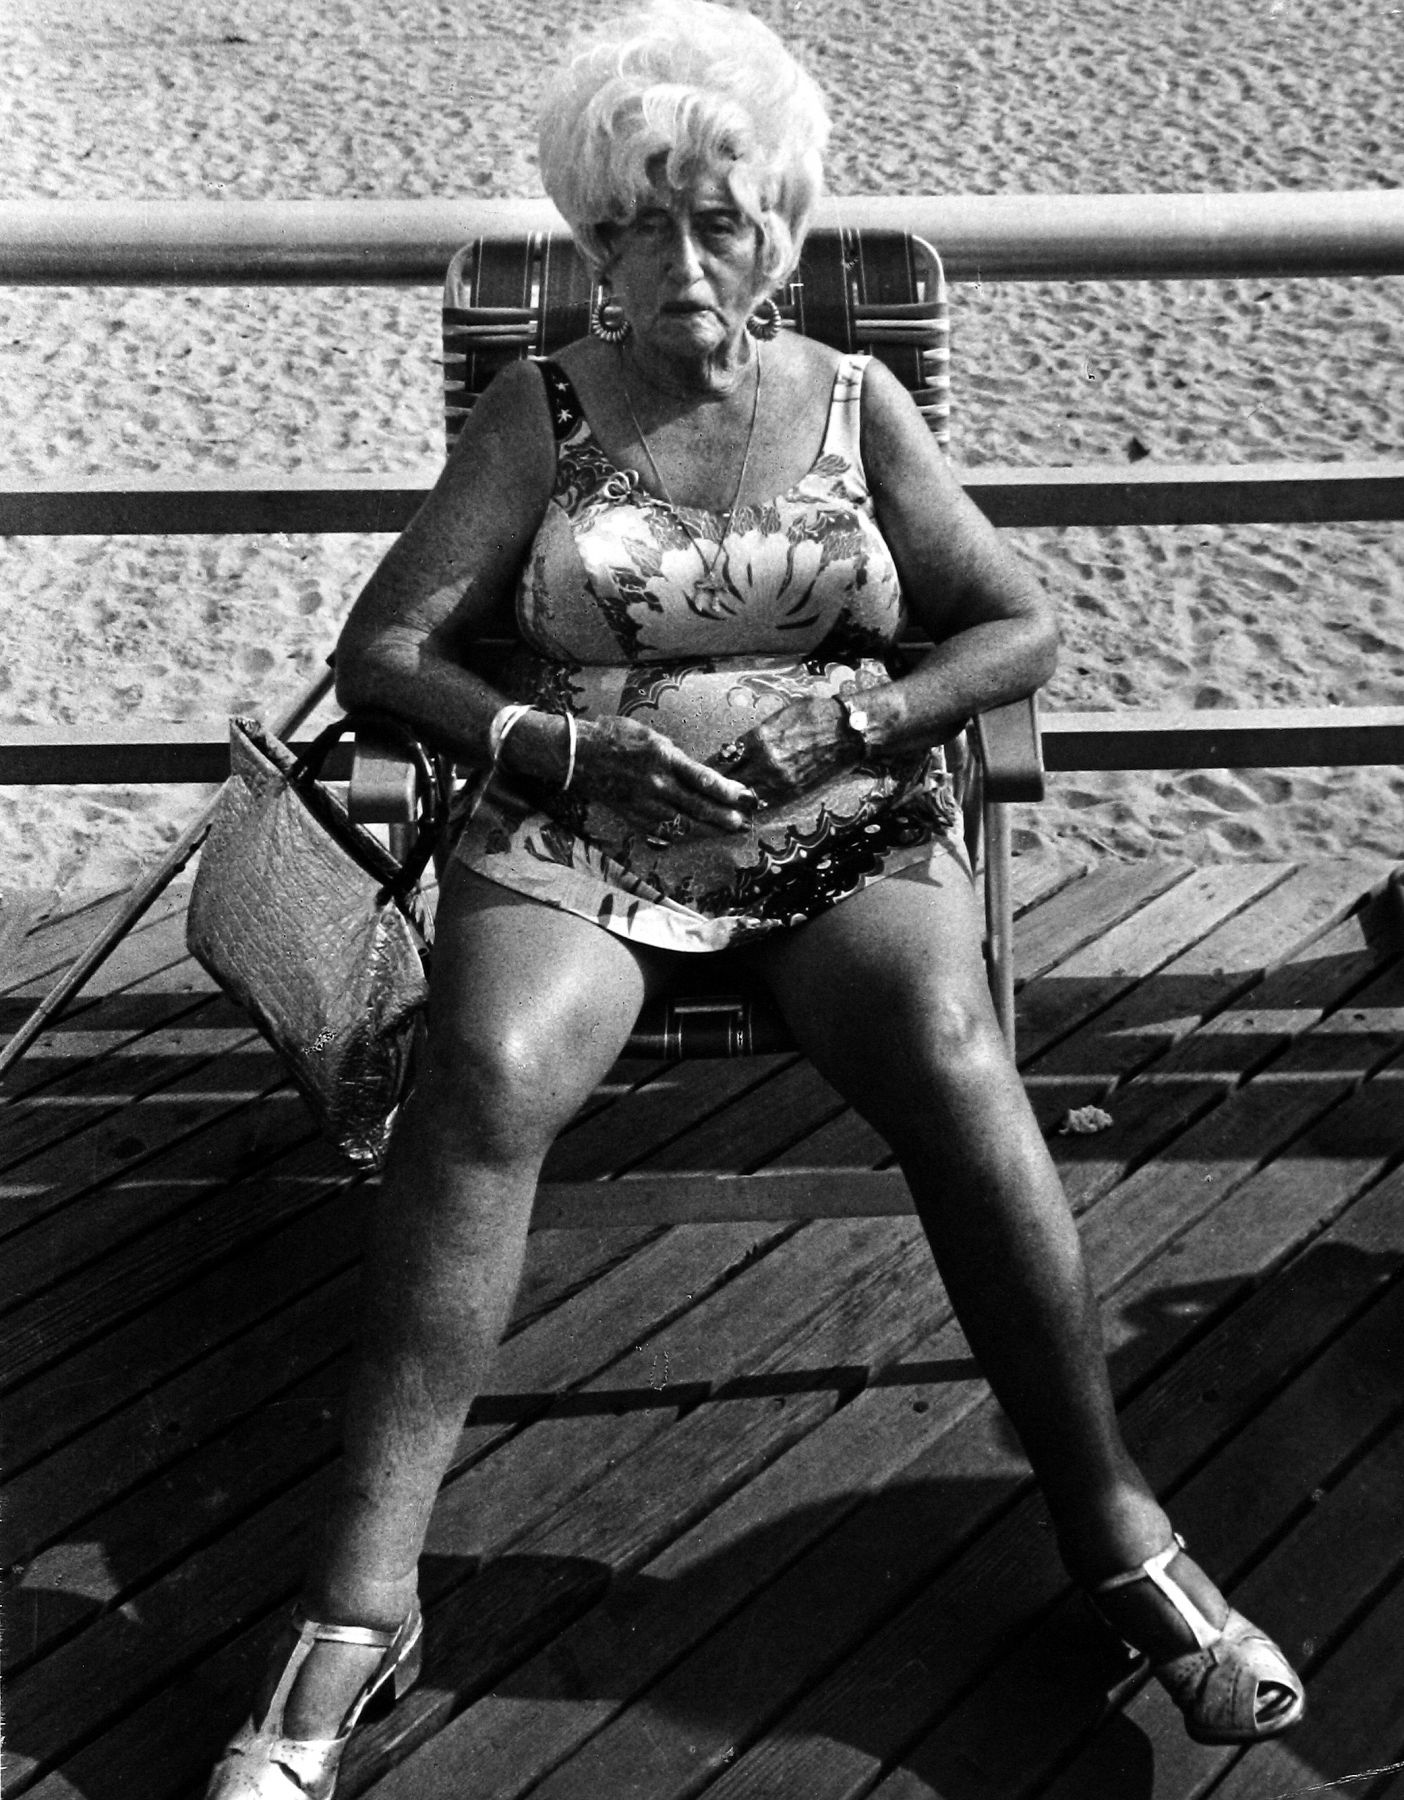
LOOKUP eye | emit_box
[628,208,671,239]
[699,211,745,244]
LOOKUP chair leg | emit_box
[983,799,1016,1052]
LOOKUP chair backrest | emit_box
[441,227,950,454]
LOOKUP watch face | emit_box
[846,705,871,737]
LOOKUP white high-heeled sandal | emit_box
[205,1601,423,1799]
[1091,1537,1305,1744]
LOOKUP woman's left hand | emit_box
[711,696,861,806]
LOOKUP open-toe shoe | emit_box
[1089,1536,1304,1745]
[205,1600,423,1799]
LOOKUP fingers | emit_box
[667,743,758,815]
[715,699,861,804]
[575,718,756,834]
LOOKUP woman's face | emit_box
[605,168,766,366]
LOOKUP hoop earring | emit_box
[746,296,782,341]
[590,295,631,344]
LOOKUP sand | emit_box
[2,0,1402,895]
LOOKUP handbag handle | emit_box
[293,713,449,895]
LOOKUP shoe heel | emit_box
[393,1623,424,1701]
[360,1616,423,1725]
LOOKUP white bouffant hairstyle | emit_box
[538,0,830,288]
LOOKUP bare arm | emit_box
[722,356,1057,801]
[334,358,562,777]
[856,354,1058,746]
[335,359,755,832]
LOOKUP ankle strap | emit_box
[1093,1534,1219,1651]
[300,1617,403,1649]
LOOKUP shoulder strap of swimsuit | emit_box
[818,352,871,466]
[534,358,589,444]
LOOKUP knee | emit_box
[915,992,1010,1091]
[412,1017,576,1166]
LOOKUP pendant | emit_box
[693,565,733,619]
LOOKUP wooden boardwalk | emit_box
[4,852,1404,1800]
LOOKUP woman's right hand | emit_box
[569,715,758,837]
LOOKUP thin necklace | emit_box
[618,344,763,620]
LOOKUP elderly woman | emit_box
[207,4,1303,1792]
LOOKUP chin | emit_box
[654,312,725,353]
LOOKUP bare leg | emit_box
[748,854,1214,1613]
[274,868,665,1735]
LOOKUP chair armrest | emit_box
[973,696,1045,804]
[347,723,420,825]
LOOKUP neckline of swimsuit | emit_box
[546,359,864,523]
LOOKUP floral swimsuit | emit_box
[450,352,964,951]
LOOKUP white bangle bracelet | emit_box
[561,711,578,792]
[486,702,534,766]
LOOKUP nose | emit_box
[663,222,705,285]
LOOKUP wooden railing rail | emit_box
[5,460,1403,537]
[8,708,1404,787]
[3,190,1404,286]
[5,196,1401,792]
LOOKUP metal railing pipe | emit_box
[2,191,1403,286]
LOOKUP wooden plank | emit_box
[35,1108,1404,1800]
[1174,1568,1404,1800]
[540,1056,798,1184]
[362,1088,1404,1800]
[377,1304,990,1800]
[3,1219,780,1673]
[0,1109,336,1393]
[0,1031,779,1470]
[671,1166,1404,1800]
[1013,860,1290,1062]
[0,994,254,1175]
[0,1024,276,1285]
[1050,905,1396,1216]
[0,893,56,985]
[1011,858,1192,985]
[0,891,124,998]
[344,1217,945,1793]
[534,860,1215,1224]
[764,859,1350,1182]
[1098,1065,1404,1399]
[1008,850,1089,917]
[1077,936,1404,1240]
[0,886,194,1000]
[0,1159,366,1477]
[0,1065,307,1326]
[1051,1393,1404,1799]
[1,1218,883,1791]
[533,1170,912,1227]
[1023,855,1389,1124]
[10,867,1389,1785]
[0,1268,356,1568]
[883,1396,1404,1800]
[0,1211,663,1563]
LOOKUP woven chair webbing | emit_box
[442,226,951,455]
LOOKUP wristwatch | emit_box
[835,692,875,755]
